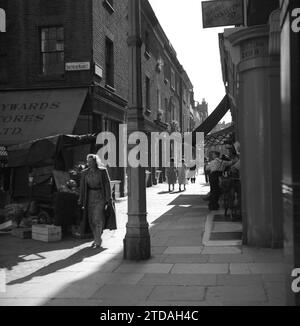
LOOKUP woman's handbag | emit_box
[104,200,117,231]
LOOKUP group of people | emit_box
[79,148,240,249]
[166,159,198,193]
[204,148,240,211]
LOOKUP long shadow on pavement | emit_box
[7,246,105,285]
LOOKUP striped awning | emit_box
[192,95,231,146]
[0,146,8,167]
[205,125,235,147]
[194,95,230,136]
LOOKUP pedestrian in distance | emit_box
[189,163,197,184]
[178,159,188,192]
[78,154,115,249]
[166,158,177,192]
[205,151,223,211]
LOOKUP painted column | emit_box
[229,23,282,247]
[123,0,151,260]
[280,0,300,306]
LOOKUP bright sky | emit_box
[149,0,232,123]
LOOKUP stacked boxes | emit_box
[32,225,62,242]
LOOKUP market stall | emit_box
[4,134,96,238]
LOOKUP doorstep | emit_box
[202,211,243,247]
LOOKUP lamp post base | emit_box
[123,234,151,261]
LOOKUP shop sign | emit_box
[241,38,268,60]
[0,89,87,145]
[65,62,91,71]
[202,0,244,28]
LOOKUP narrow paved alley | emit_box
[0,176,286,306]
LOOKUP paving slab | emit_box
[114,263,173,274]
[248,263,286,274]
[85,272,145,285]
[164,247,203,255]
[151,246,168,255]
[48,281,102,299]
[171,263,229,275]
[206,286,267,303]
[202,247,242,255]
[0,298,45,306]
[230,263,252,275]
[162,254,209,264]
[208,254,253,263]
[213,223,243,233]
[137,301,210,306]
[92,285,154,302]
[217,275,263,286]
[264,282,287,306]
[137,273,217,286]
[165,236,203,247]
[148,285,205,302]
[58,261,121,273]
[262,274,286,283]
[44,299,104,306]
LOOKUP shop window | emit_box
[105,37,114,88]
[0,8,5,32]
[41,26,64,75]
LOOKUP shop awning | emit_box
[205,125,235,147]
[192,95,230,146]
[194,95,230,135]
[0,88,88,146]
[7,134,96,167]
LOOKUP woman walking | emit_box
[187,162,197,184]
[79,154,113,248]
[166,158,177,192]
[178,159,188,192]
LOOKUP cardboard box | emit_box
[11,227,32,239]
[32,225,62,242]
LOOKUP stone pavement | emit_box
[0,177,286,306]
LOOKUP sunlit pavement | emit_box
[0,176,286,306]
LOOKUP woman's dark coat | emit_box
[79,168,117,231]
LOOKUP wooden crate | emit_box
[32,225,62,242]
[11,227,32,239]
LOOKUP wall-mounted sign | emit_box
[202,0,244,28]
[65,62,91,71]
[95,64,103,78]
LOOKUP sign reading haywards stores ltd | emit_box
[202,0,244,29]
[0,89,87,145]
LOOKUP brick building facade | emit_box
[0,0,194,192]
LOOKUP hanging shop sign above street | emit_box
[65,62,91,71]
[202,0,244,28]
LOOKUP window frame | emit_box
[40,26,65,76]
[145,75,151,112]
[105,37,115,89]
[171,68,176,91]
